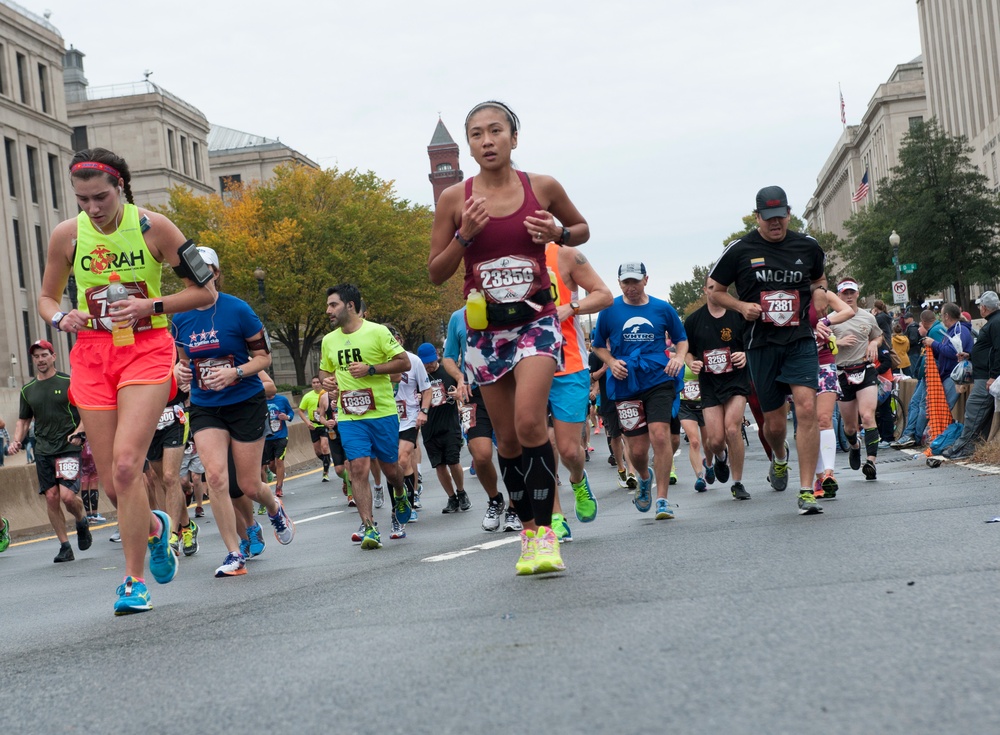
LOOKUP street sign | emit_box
[892,279,909,304]
[899,263,918,274]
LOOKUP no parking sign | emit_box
[892,280,908,304]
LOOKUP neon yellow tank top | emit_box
[74,203,167,332]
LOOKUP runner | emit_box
[830,278,884,481]
[316,384,353,506]
[385,325,429,527]
[684,280,752,500]
[319,283,412,550]
[677,364,713,493]
[263,380,295,499]
[417,343,470,515]
[179,436,206,518]
[6,341,92,562]
[707,185,828,515]
[79,438,105,522]
[588,353,637,489]
[428,100,590,574]
[173,246,294,578]
[543,241,612,542]
[593,263,688,520]
[146,388,198,557]
[296,376,333,482]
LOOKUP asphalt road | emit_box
[1,427,999,734]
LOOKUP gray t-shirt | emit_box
[833,309,882,367]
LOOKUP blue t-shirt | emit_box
[172,293,265,408]
[444,307,475,386]
[593,295,687,401]
[266,394,294,440]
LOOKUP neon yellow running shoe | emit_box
[571,472,597,523]
[515,529,537,576]
[533,526,566,574]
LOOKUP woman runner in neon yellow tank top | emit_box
[38,148,216,615]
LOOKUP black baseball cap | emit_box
[755,186,789,219]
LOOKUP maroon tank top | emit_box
[462,170,556,326]
[809,302,836,366]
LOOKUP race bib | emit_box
[615,400,647,432]
[193,356,235,391]
[341,388,376,416]
[460,404,477,433]
[84,280,154,333]
[844,366,868,385]
[156,406,177,431]
[682,381,701,401]
[184,442,194,456]
[270,417,282,433]
[396,399,408,420]
[55,455,80,481]
[704,347,734,375]
[760,290,801,326]
[473,255,544,304]
[430,381,448,407]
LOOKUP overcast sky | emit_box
[29,0,921,298]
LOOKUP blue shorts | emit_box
[337,415,400,463]
[549,369,590,424]
[747,337,819,413]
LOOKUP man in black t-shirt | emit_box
[588,350,636,488]
[708,186,827,516]
[7,341,92,561]
[417,343,470,514]
[685,280,752,500]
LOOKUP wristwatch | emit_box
[420,407,429,415]
[235,366,244,382]
[557,227,571,246]
[367,364,377,376]
[454,230,474,248]
[152,300,165,315]
[51,312,67,330]
[570,301,581,315]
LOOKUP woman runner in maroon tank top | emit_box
[429,101,589,576]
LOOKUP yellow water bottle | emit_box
[466,289,488,330]
[107,272,134,347]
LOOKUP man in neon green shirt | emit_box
[295,376,333,481]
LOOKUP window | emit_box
[193,142,202,179]
[4,138,15,196]
[48,154,59,207]
[26,146,38,204]
[167,129,176,169]
[37,64,49,113]
[13,219,25,287]
[35,224,44,280]
[993,151,998,187]
[436,162,453,171]
[71,126,88,153]
[908,116,924,131]
[23,311,34,377]
[0,43,7,96]
[180,135,189,175]
[16,53,27,104]
[219,174,241,195]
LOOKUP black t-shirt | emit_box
[684,305,751,393]
[709,229,825,349]
[424,366,459,436]
[18,372,80,456]
[589,351,609,406]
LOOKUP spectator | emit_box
[872,300,893,344]
[903,312,922,377]
[942,291,1000,459]
[922,302,973,410]
[891,323,911,373]
[892,310,948,448]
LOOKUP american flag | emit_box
[840,88,846,125]
[852,169,869,202]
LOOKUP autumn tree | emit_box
[668,264,712,316]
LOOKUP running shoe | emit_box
[90,513,107,523]
[195,507,205,518]
[891,435,916,449]
[617,469,629,488]
[768,441,789,492]
[821,472,838,499]
[181,522,199,557]
[110,528,121,543]
[391,491,411,524]
[797,490,824,515]
[256,504,267,515]
[626,473,638,490]
[114,576,152,615]
[240,537,250,559]
[482,496,504,532]
[215,552,247,577]
[731,482,751,500]
[409,508,419,523]
[503,507,523,533]
[813,477,825,498]
[268,501,294,544]
[347,496,357,507]
[442,495,461,514]
[552,513,573,543]
[274,486,283,498]
[634,469,655,513]
[266,469,276,483]
[389,517,406,540]
[373,486,384,509]
[169,532,180,555]
[694,475,707,493]
[713,451,730,484]
[412,494,423,510]
[457,490,472,511]
[54,543,74,563]
[148,510,178,584]
[654,498,676,520]
[351,522,371,544]
[322,472,329,482]
[669,468,678,485]
[246,522,266,557]
[470,464,477,476]
[76,517,92,551]
[849,443,862,471]
[702,458,716,485]
[515,529,537,575]
[360,524,382,550]
[607,454,617,466]
[533,526,566,573]
[571,472,598,522]
[0,517,9,553]
[862,460,877,481]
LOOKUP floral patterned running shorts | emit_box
[465,315,563,386]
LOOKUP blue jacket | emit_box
[930,321,973,380]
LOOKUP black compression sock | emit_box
[522,442,557,528]
[498,454,531,522]
[864,427,880,458]
[322,454,331,473]
[845,431,858,448]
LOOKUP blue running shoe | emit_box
[654,498,676,520]
[694,475,707,492]
[114,576,152,615]
[148,510,177,584]
[702,459,716,485]
[634,469,654,513]
[361,524,382,550]
[239,537,251,559]
[268,501,294,544]
[393,491,412,525]
[246,522,266,557]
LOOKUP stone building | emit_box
[208,124,317,197]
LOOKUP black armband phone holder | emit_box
[172,240,214,286]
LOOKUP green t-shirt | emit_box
[320,321,404,422]
[297,390,323,427]
[18,372,80,456]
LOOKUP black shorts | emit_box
[747,338,819,413]
[262,437,288,465]
[699,373,751,409]
[399,427,419,446]
[465,386,495,442]
[35,452,82,494]
[837,364,878,403]
[423,428,462,468]
[147,420,184,462]
[189,391,268,444]
[678,401,703,426]
[618,381,677,438]
[309,426,326,443]
[599,403,623,439]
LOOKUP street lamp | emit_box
[889,230,901,282]
[254,267,266,301]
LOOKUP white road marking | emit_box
[295,511,345,524]
[421,536,520,563]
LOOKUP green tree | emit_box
[669,264,712,316]
[841,119,1000,308]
